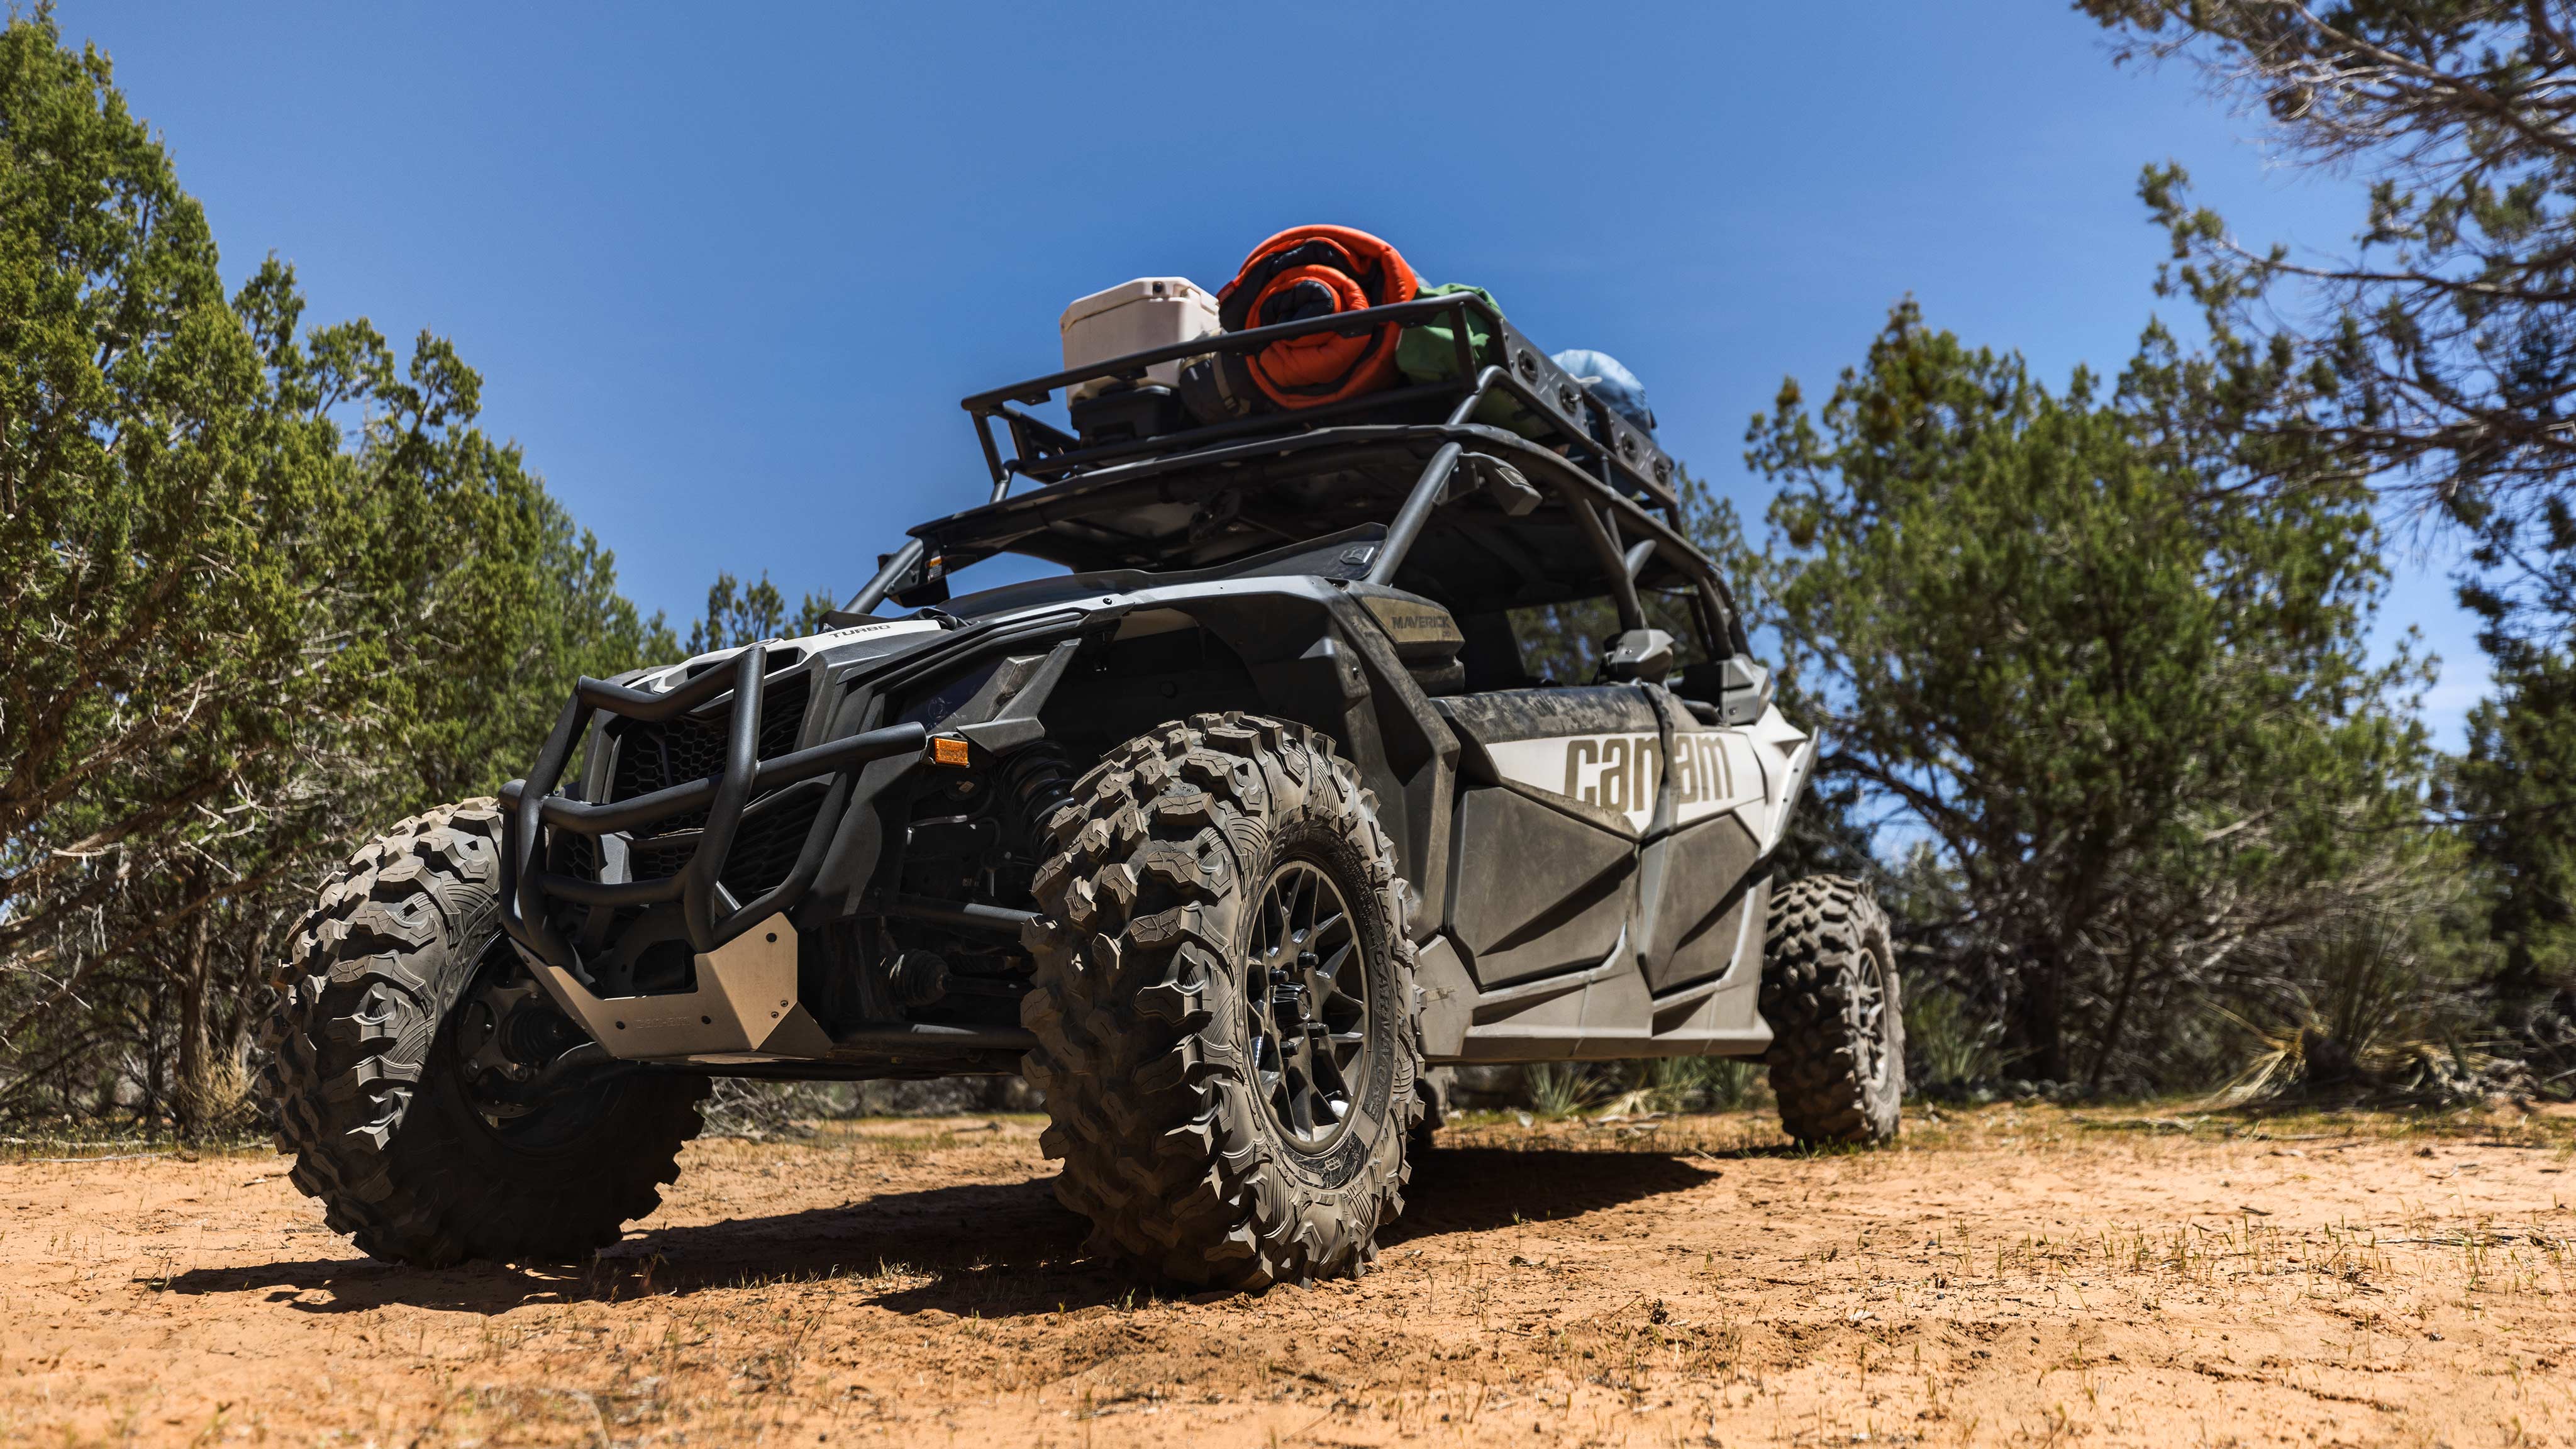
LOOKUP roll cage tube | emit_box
[1357,360,1764,640]
[910,418,1750,656]
[1563,491,1649,636]
[843,536,924,618]
[496,643,931,976]
[1357,426,1639,633]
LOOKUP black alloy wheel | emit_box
[1846,943,1892,1098]
[1244,858,1370,1152]
[452,946,595,1135]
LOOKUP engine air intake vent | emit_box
[608,670,812,802]
[582,666,820,892]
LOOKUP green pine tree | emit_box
[1740,301,2439,1089]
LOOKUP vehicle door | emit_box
[1632,643,1773,995]
[1435,682,1660,989]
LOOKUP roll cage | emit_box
[845,294,1749,658]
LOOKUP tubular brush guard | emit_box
[496,643,930,979]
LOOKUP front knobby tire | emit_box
[1760,875,1905,1146]
[1020,713,1424,1289]
[256,799,710,1265]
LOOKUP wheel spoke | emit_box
[1326,1033,1361,1079]
[1308,1023,1349,1078]
[1309,937,1352,986]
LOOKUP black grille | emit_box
[720,784,828,901]
[609,672,811,802]
[621,783,826,896]
[628,835,694,882]
[582,668,821,894]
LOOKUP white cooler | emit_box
[1059,278,1219,402]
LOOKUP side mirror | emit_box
[1600,628,1675,682]
[1719,657,1774,725]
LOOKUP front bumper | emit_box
[496,643,926,987]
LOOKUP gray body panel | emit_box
[513,559,1810,1074]
[518,570,1813,1067]
[1416,680,1801,1063]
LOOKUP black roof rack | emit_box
[958,293,1680,513]
[839,295,1735,647]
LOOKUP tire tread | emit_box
[1020,713,1423,1288]
[257,799,708,1265]
[1761,875,1904,1146]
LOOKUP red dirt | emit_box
[3,1103,2571,1446]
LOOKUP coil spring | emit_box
[996,742,1079,855]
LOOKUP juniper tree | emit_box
[0,11,666,1132]
[2079,0,2576,1030]
[1741,302,2438,1087]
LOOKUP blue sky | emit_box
[64,1,2484,741]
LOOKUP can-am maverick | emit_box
[258,266,1903,1289]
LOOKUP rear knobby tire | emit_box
[1760,875,1904,1146]
[256,799,709,1265]
[1020,713,1424,1289]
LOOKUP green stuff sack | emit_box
[1396,283,1501,382]
[1396,283,1551,439]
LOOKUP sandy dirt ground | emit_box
[3,1102,2572,1447]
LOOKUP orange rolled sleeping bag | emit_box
[1216,225,1419,409]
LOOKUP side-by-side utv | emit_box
[258,280,1904,1289]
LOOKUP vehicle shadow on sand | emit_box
[1382,1144,1720,1244]
[161,1146,1719,1318]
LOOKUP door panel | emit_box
[1635,711,1772,992]
[1448,787,1635,987]
[1436,686,1657,990]
[1640,812,1760,991]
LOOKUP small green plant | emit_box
[1524,1063,1597,1119]
[1709,1057,1761,1109]
[1906,984,2000,1087]
[1643,1056,1762,1112]
[1644,1057,1700,1113]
